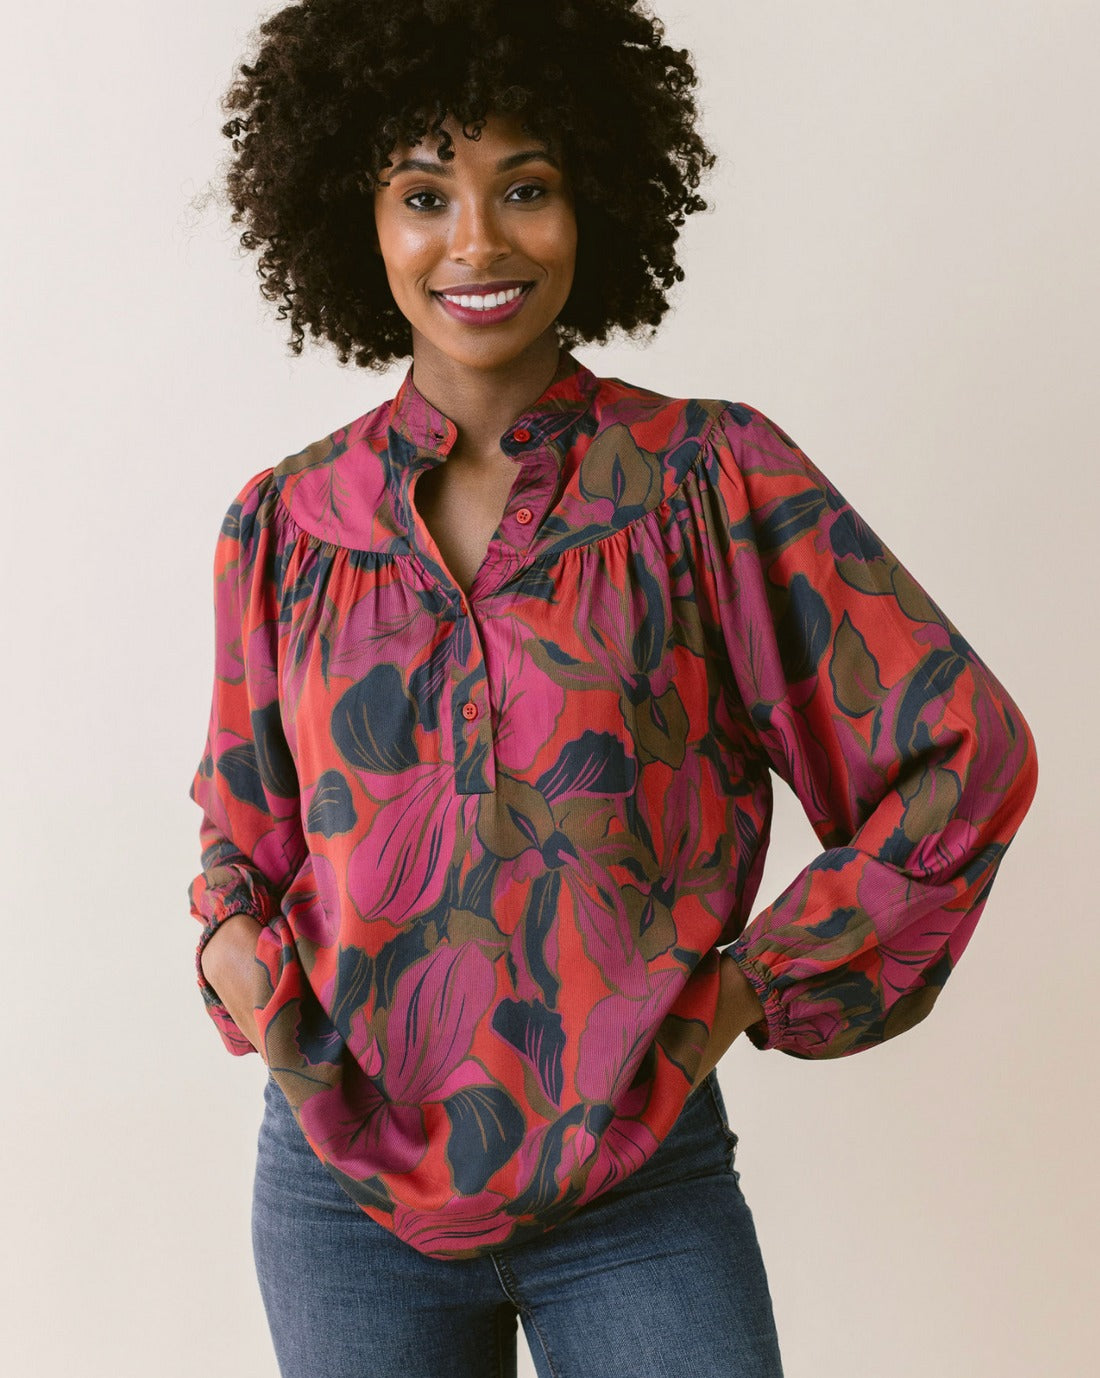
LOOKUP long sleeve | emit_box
[707,404,1039,1059]
[188,469,306,1055]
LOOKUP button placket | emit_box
[501,446,558,553]
[448,613,496,795]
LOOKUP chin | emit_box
[423,326,561,374]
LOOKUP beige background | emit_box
[3,2,1096,1374]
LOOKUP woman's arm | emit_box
[690,954,767,1090]
[704,404,1039,1059]
[188,469,307,1057]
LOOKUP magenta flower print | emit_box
[574,971,681,1105]
[577,1115,662,1201]
[392,1188,516,1254]
[327,583,440,684]
[298,1063,428,1179]
[345,765,464,924]
[382,943,496,1104]
[189,355,1038,1259]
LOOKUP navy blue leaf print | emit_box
[629,553,666,673]
[524,873,562,1007]
[505,1104,586,1218]
[332,664,419,773]
[286,556,323,610]
[806,906,860,939]
[459,852,500,919]
[810,847,859,873]
[773,572,833,684]
[828,500,886,562]
[188,355,1038,1260]
[326,945,378,1035]
[306,769,357,837]
[507,563,560,601]
[216,741,266,810]
[723,402,755,428]
[454,729,492,795]
[536,730,637,800]
[896,649,967,752]
[491,997,566,1105]
[371,913,439,1011]
[752,487,828,555]
[408,638,452,733]
[442,1086,527,1195]
[294,982,346,1066]
[540,830,578,869]
[540,640,584,667]
[250,702,299,797]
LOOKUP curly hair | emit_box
[217,0,716,370]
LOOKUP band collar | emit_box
[385,348,600,463]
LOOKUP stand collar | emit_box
[386,349,600,460]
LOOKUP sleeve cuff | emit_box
[724,946,787,1052]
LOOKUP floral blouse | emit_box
[188,350,1038,1259]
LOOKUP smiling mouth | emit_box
[431,282,534,312]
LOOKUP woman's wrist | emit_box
[199,914,266,1053]
[719,951,766,1037]
[200,913,263,982]
[691,953,767,1090]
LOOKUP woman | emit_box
[189,2,1039,1374]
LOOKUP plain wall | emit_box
[3,2,1096,1374]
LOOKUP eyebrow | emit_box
[387,149,561,177]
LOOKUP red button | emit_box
[461,702,479,722]
[511,427,532,444]
[515,507,533,525]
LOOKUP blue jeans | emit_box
[252,1071,785,1377]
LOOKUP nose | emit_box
[448,195,510,271]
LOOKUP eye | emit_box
[507,183,547,204]
[404,190,445,212]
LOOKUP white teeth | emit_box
[444,286,524,311]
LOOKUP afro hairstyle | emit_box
[218,0,716,369]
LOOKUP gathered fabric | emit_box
[188,350,1038,1259]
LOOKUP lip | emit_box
[433,279,532,297]
[431,280,534,327]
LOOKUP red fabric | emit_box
[188,352,1038,1257]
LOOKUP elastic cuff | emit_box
[723,947,788,1052]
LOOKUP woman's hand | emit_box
[690,953,766,1091]
[199,914,267,1056]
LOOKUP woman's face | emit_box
[373,111,577,376]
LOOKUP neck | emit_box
[408,330,564,459]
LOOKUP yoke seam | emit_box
[271,401,730,562]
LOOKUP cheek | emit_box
[550,208,579,268]
[524,211,578,279]
[547,218,578,285]
[374,215,434,292]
